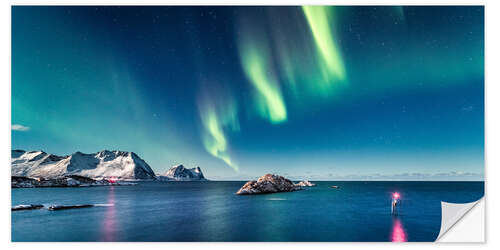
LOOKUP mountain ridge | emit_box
[158,164,207,181]
[11,149,156,180]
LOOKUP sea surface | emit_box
[11,181,484,242]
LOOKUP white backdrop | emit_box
[2,0,497,249]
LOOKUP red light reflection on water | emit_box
[101,186,116,241]
[391,217,407,242]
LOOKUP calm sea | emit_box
[11,181,484,242]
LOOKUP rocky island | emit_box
[295,180,316,187]
[236,174,302,195]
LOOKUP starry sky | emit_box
[12,6,484,180]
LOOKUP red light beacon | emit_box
[107,176,118,184]
[391,192,401,215]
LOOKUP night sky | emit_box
[12,6,484,180]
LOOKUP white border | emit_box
[3,0,498,249]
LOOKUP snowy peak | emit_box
[11,150,156,180]
[12,150,47,163]
[12,149,27,159]
[159,164,207,181]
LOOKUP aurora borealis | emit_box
[12,6,484,180]
[302,6,346,82]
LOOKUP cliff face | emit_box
[11,150,156,180]
[158,164,207,181]
[236,174,301,195]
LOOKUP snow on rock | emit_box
[158,164,207,181]
[236,174,302,195]
[11,150,156,180]
[295,180,316,187]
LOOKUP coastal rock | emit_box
[11,150,156,180]
[11,175,117,188]
[12,204,44,211]
[157,164,207,181]
[48,204,94,211]
[236,174,301,195]
[295,180,316,187]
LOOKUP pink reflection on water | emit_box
[391,217,407,242]
[101,186,116,241]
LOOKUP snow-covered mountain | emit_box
[11,150,156,180]
[158,164,207,181]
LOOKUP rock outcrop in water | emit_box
[12,204,44,211]
[236,174,301,195]
[48,204,94,210]
[295,180,316,187]
[11,149,156,180]
[11,175,118,188]
[157,164,207,181]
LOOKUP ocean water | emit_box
[11,181,484,242]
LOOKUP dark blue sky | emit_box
[12,6,484,180]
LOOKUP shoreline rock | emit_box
[11,175,124,188]
[236,174,302,195]
[295,180,316,187]
[48,204,94,210]
[12,204,44,211]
